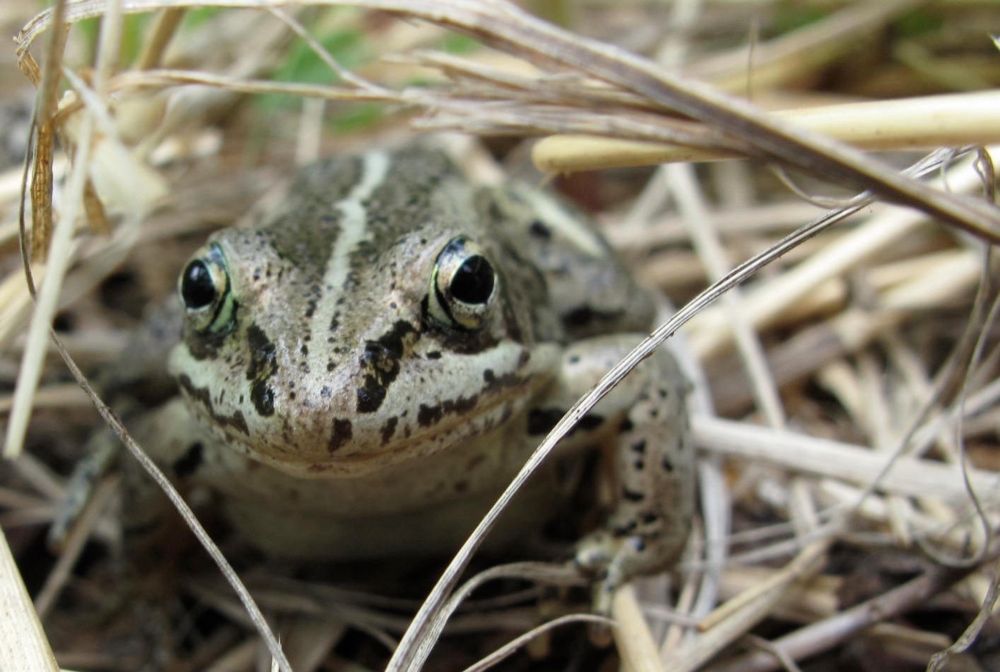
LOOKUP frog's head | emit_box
[168,149,558,476]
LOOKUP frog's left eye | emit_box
[179,244,235,333]
[428,236,498,330]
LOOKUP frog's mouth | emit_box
[251,373,545,479]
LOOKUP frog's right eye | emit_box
[179,244,234,333]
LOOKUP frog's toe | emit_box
[574,530,637,612]
[573,529,615,574]
[575,528,681,613]
[49,433,120,552]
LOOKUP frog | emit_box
[89,145,695,605]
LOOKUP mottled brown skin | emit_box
[118,147,694,600]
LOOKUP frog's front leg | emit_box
[50,399,201,550]
[117,398,212,546]
[545,335,695,610]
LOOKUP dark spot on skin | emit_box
[622,487,644,502]
[633,459,645,470]
[426,351,442,360]
[251,382,275,417]
[527,408,564,435]
[417,393,479,428]
[613,520,637,537]
[380,416,398,444]
[300,343,309,356]
[662,455,675,472]
[172,442,203,478]
[356,321,419,413]
[631,439,646,454]
[482,368,524,393]
[418,403,443,427]
[246,324,277,417]
[659,388,669,398]
[328,418,353,453]
[529,219,552,239]
[357,387,380,414]
[178,374,249,435]
[306,284,320,318]
[327,361,336,372]
[641,512,659,524]
[246,325,275,377]
[454,480,469,494]
[631,537,646,553]
[620,418,634,432]
[321,386,332,399]
[568,354,580,365]
[527,408,602,436]
[561,306,621,330]
[449,395,479,415]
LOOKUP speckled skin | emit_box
[124,147,694,595]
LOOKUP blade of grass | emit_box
[16,1,1000,243]
[0,527,59,671]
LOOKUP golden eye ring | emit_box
[179,243,234,333]
[428,236,497,330]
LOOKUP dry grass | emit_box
[1,1,999,671]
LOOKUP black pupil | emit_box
[450,255,495,304]
[181,260,218,309]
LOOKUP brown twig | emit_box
[706,554,993,672]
